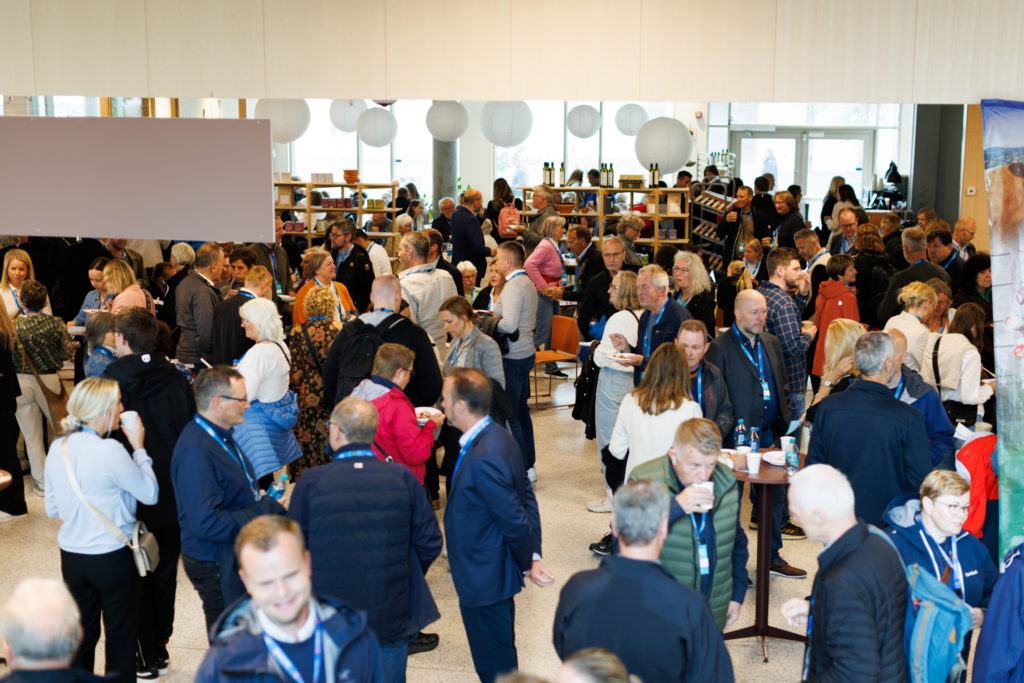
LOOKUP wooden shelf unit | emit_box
[516,185,691,259]
[689,188,736,273]
[274,180,401,253]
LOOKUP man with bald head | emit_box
[827,208,859,256]
[952,217,978,261]
[781,465,907,681]
[451,187,494,285]
[322,275,442,411]
[706,289,805,577]
[886,329,955,466]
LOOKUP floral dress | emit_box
[288,317,342,480]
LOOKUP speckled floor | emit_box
[0,376,846,682]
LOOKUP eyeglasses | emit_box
[932,499,974,515]
[603,251,624,258]
[672,267,691,274]
[218,395,248,403]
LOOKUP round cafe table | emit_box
[723,454,806,662]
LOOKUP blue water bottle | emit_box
[733,419,747,448]
[268,473,289,500]
[749,427,760,453]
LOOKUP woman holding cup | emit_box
[43,377,158,681]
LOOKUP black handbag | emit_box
[931,336,977,427]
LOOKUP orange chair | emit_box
[532,315,580,410]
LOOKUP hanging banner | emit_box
[980,99,1024,558]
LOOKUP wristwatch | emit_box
[823,379,834,388]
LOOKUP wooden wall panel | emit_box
[510,0,641,101]
[386,0,512,101]
[263,0,386,99]
[0,0,36,95]
[914,0,1024,103]
[145,0,266,98]
[639,0,777,102]
[774,0,915,102]
[29,0,148,96]
[961,103,990,253]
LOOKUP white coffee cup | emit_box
[696,481,714,510]
[735,446,751,456]
[120,410,141,431]
[746,451,761,474]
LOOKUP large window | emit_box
[494,101,565,191]
[601,101,672,177]
[292,99,358,186]
[392,100,433,207]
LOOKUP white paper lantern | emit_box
[566,104,601,138]
[615,103,649,136]
[357,107,398,147]
[253,99,310,143]
[328,99,367,133]
[426,100,469,141]
[634,117,693,174]
[480,101,533,147]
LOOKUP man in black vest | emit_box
[327,219,374,313]
[562,226,605,303]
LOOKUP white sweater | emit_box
[920,332,994,406]
[594,308,643,371]
[236,340,291,403]
[609,393,703,478]
[884,311,930,372]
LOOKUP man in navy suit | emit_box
[450,189,495,285]
[440,368,554,683]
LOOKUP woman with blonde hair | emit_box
[1,248,52,318]
[292,247,356,325]
[806,318,865,421]
[926,277,955,334]
[609,342,702,479]
[883,281,936,371]
[716,260,753,327]
[43,377,157,680]
[232,298,303,485]
[288,285,344,479]
[671,250,715,333]
[103,259,153,314]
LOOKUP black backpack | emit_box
[323,313,405,409]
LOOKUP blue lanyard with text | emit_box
[693,366,703,412]
[942,252,957,271]
[314,277,343,319]
[270,250,283,295]
[893,374,906,400]
[920,526,964,597]
[546,237,565,267]
[193,415,258,501]
[10,287,25,314]
[643,302,667,357]
[690,511,710,576]
[805,251,826,273]
[451,330,476,365]
[262,620,322,683]
[733,324,771,403]
[453,417,492,479]
[333,449,375,461]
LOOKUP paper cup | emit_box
[746,452,761,474]
[120,410,141,431]
[735,446,751,456]
[696,481,714,510]
[780,436,796,454]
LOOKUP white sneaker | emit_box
[32,481,44,497]
[527,467,537,483]
[0,511,28,523]
[586,495,613,513]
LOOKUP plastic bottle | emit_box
[268,473,289,500]
[733,419,747,448]
[749,427,760,453]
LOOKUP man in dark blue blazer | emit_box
[440,368,553,683]
[607,264,691,385]
[450,189,494,285]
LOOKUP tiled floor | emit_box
[1,376,823,682]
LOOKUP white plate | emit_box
[415,406,442,425]
[717,454,734,469]
[761,451,786,466]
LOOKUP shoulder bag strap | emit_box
[9,319,65,400]
[931,335,943,387]
[300,326,323,375]
[628,310,640,323]
[61,438,132,547]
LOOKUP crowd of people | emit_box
[0,170,1016,683]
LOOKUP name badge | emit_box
[698,543,710,576]
[761,379,771,401]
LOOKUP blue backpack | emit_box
[869,526,973,683]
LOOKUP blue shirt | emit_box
[44,431,157,554]
[73,289,113,326]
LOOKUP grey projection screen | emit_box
[0,116,273,242]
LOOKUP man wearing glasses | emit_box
[171,367,285,639]
[575,236,639,339]
[561,226,605,304]
[327,219,374,313]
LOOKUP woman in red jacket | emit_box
[812,254,860,378]
[350,343,444,483]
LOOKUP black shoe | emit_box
[781,523,806,540]
[154,647,169,676]
[589,533,612,556]
[408,631,439,655]
[546,367,569,378]
[746,577,754,588]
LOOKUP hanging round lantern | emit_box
[357,107,398,147]
[372,100,397,107]
[566,104,601,138]
[480,101,533,147]
[253,99,310,143]
[328,99,367,133]
[634,117,693,174]
[425,100,469,141]
[615,103,649,136]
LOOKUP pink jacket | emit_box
[370,386,435,483]
[524,237,564,290]
[110,283,154,314]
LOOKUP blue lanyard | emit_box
[942,252,957,271]
[910,258,927,265]
[270,250,277,273]
[546,237,565,267]
[733,325,765,380]
[803,595,815,679]
[307,315,328,322]
[677,290,692,306]
[745,260,760,278]
[451,330,476,365]
[10,287,25,314]
[805,251,826,272]
[506,270,526,282]
[841,237,853,254]
[313,278,344,319]
[93,346,117,361]
[893,374,905,399]
[920,526,964,598]
[689,511,707,538]
[453,417,492,479]
[643,302,668,357]
[193,415,258,501]
[238,290,255,300]
[333,448,375,461]
[693,366,703,411]
[262,619,322,683]
[80,426,102,438]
